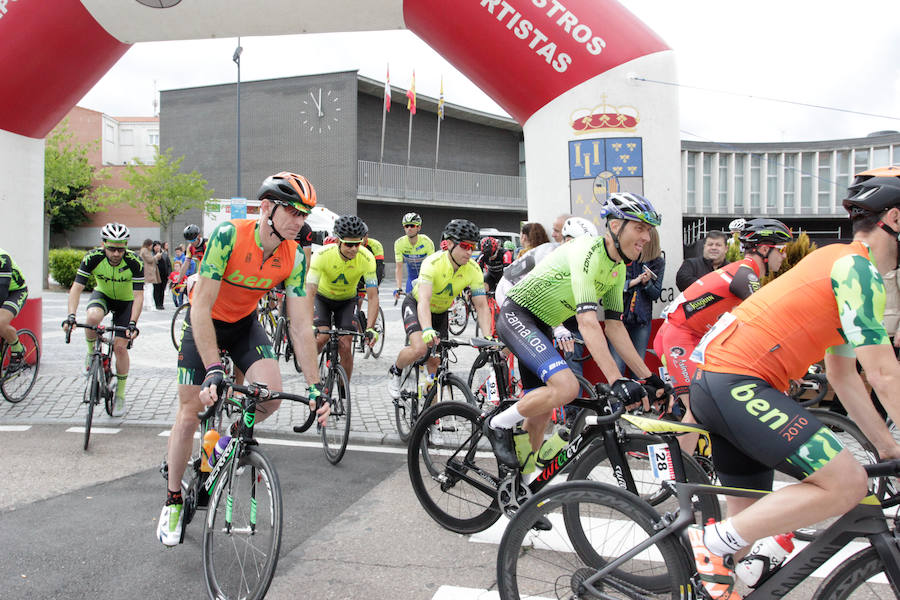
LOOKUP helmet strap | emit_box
[876,220,900,270]
[447,242,464,268]
[266,204,287,243]
[608,220,635,262]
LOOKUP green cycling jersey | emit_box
[74,247,144,300]
[506,234,626,327]
[0,248,26,295]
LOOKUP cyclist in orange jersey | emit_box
[684,176,900,599]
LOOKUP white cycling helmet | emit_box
[561,217,598,239]
[101,222,130,243]
[728,218,746,233]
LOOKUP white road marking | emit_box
[66,427,121,434]
[0,425,32,431]
[156,430,407,454]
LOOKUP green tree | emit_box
[44,120,109,234]
[99,148,213,242]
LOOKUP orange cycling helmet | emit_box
[852,165,900,187]
[257,172,317,214]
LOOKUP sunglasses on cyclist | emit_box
[104,246,127,254]
[455,241,476,252]
[341,240,362,247]
[403,223,419,228]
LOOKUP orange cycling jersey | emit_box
[698,240,888,392]
[194,219,306,322]
[663,257,760,336]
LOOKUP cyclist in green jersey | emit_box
[62,223,144,416]
[307,215,379,380]
[484,194,672,466]
[394,212,435,296]
[0,248,29,372]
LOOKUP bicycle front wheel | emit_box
[812,546,899,599]
[170,303,189,350]
[83,357,101,451]
[1,329,40,403]
[368,306,386,358]
[497,480,692,600]
[407,400,501,534]
[322,364,351,464]
[394,366,419,443]
[425,373,477,410]
[203,447,283,600]
[448,296,469,335]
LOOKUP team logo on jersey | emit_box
[331,273,349,285]
[669,346,685,358]
[272,257,281,269]
[403,305,415,320]
[439,283,453,296]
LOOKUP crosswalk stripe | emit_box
[155,430,407,455]
[0,425,32,431]
[65,427,121,434]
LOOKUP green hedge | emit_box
[49,249,95,291]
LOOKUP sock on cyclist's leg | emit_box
[87,338,96,353]
[704,518,749,556]
[389,364,401,376]
[116,374,128,400]
[166,489,183,506]
[490,405,524,429]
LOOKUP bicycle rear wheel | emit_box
[497,480,692,599]
[407,401,501,534]
[170,303,189,350]
[394,366,420,442]
[1,329,40,403]
[448,296,469,335]
[322,364,351,464]
[425,373,477,408]
[812,546,899,599]
[203,447,283,600]
[83,357,101,450]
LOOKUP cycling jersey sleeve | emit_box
[362,250,378,289]
[306,248,324,287]
[74,250,105,286]
[729,264,760,300]
[394,238,405,263]
[283,245,307,297]
[0,253,11,302]
[199,221,237,281]
[827,253,888,356]
[124,251,145,291]
[469,261,486,296]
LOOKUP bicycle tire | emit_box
[467,350,512,409]
[497,480,692,600]
[407,400,502,534]
[811,546,899,599]
[793,409,881,541]
[83,357,101,451]
[369,306,386,358]
[203,447,283,600]
[170,303,189,350]
[103,366,116,417]
[322,364,351,464]
[394,365,419,443]
[271,317,285,359]
[1,329,40,403]
[448,296,469,335]
[289,336,303,373]
[424,372,477,409]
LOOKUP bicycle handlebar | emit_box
[65,322,136,348]
[864,458,900,478]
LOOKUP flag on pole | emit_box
[437,77,445,121]
[384,65,391,112]
[406,71,416,115]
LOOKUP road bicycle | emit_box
[407,386,719,535]
[161,377,319,600]
[393,337,477,442]
[170,302,189,350]
[0,327,40,403]
[496,413,900,600]
[316,327,363,464]
[448,288,474,335]
[353,294,385,359]
[65,322,134,450]
[263,290,303,373]
[468,340,522,409]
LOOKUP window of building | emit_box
[818,151,832,211]
[854,148,869,175]
[148,131,159,146]
[750,154,761,210]
[783,153,795,211]
[105,124,114,142]
[718,155,728,211]
[873,147,890,168]
[734,155,744,211]
[702,153,712,212]
[766,154,778,209]
[836,150,851,197]
[801,152,813,213]
[686,152,697,212]
[119,129,134,145]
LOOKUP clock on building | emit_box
[301,87,341,134]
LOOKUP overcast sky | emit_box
[79,0,900,144]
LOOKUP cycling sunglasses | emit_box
[341,240,363,247]
[455,241,476,251]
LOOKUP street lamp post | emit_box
[233,39,243,198]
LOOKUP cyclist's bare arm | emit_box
[575,310,624,384]
[604,318,653,379]
[365,286,379,329]
[472,293,493,337]
[66,281,85,320]
[394,262,404,293]
[286,293,320,386]
[827,348,900,458]
[416,281,434,334]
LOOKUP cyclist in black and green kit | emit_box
[484,194,672,467]
[0,248,29,372]
[62,223,144,416]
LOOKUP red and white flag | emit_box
[384,65,391,112]
[406,70,416,115]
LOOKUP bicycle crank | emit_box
[497,471,531,517]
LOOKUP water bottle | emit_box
[200,429,220,473]
[535,427,570,470]
[208,435,233,468]
[735,532,795,588]
[513,428,534,472]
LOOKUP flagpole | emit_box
[405,110,413,198]
[379,65,390,196]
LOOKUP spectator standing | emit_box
[518,222,550,259]
[550,213,572,243]
[139,239,161,310]
[610,227,665,373]
[675,230,728,291]
[153,241,170,310]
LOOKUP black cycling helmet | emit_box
[333,215,368,241]
[443,219,479,243]
[843,176,900,220]
[479,236,500,258]
[402,212,422,226]
[183,224,200,242]
[739,218,793,248]
[851,165,900,187]
[257,172,317,213]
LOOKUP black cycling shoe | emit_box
[6,350,24,374]
[531,516,552,531]
[482,420,519,468]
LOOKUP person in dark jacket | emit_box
[675,230,728,291]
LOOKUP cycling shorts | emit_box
[400,293,448,339]
[1,287,27,317]
[177,308,274,385]
[86,290,132,339]
[496,299,568,383]
[313,294,356,330]
[653,321,702,396]
[690,369,844,489]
